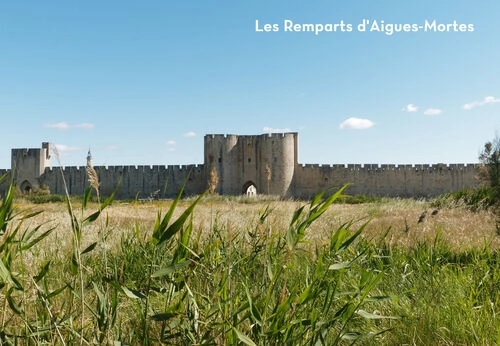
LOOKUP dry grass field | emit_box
[3,190,500,345]
[19,196,499,257]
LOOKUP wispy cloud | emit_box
[462,96,500,110]
[44,122,95,130]
[55,144,82,152]
[263,126,292,133]
[74,123,95,130]
[402,104,419,112]
[45,122,70,130]
[423,108,443,116]
[166,140,176,152]
[339,117,375,130]
[183,131,196,138]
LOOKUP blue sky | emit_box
[1,1,499,168]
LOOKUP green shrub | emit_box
[431,187,494,211]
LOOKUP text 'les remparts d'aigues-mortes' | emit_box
[255,19,475,36]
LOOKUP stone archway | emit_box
[242,181,257,196]
[20,180,33,194]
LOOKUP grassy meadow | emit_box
[1,180,500,345]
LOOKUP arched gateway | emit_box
[242,181,257,196]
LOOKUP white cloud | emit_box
[166,140,176,146]
[74,123,95,130]
[484,96,500,104]
[463,102,478,111]
[339,117,375,130]
[44,122,94,130]
[463,96,500,110]
[402,104,419,112]
[423,108,443,115]
[44,122,70,130]
[263,126,292,133]
[55,144,81,152]
[183,131,196,137]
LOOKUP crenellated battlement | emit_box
[46,166,86,172]
[205,134,239,142]
[46,164,205,173]
[297,163,478,171]
[263,132,298,139]
[206,133,297,140]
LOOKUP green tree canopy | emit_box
[478,135,500,203]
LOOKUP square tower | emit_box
[11,142,51,193]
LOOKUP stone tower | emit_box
[87,149,92,167]
[204,133,298,197]
[11,142,51,193]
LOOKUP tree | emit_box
[478,135,500,203]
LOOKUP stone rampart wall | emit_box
[31,162,481,200]
[293,163,479,198]
[40,164,207,200]
[0,169,10,193]
[2,136,482,200]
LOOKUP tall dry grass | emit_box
[3,174,500,344]
[17,195,498,257]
